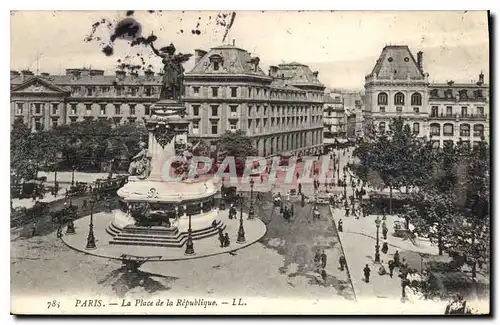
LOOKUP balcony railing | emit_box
[430,113,487,120]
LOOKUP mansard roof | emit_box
[370,45,425,80]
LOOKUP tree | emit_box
[217,130,257,176]
[353,117,430,213]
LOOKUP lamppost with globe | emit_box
[85,196,97,250]
[184,205,195,255]
[248,177,255,219]
[236,193,246,244]
[374,215,381,263]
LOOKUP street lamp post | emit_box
[85,196,97,250]
[375,215,381,263]
[248,178,255,219]
[236,194,246,244]
[71,165,76,186]
[185,207,195,255]
[343,174,347,199]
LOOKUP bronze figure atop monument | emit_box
[150,42,192,102]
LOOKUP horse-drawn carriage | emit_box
[119,254,163,272]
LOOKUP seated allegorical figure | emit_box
[128,142,151,179]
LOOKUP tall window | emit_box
[460,124,470,137]
[213,61,219,71]
[413,122,420,134]
[87,87,94,96]
[231,87,237,98]
[411,93,422,106]
[116,86,123,96]
[192,105,200,116]
[34,103,41,114]
[144,105,150,116]
[100,104,106,115]
[394,92,405,105]
[130,104,136,115]
[443,123,454,136]
[430,123,440,136]
[446,106,453,116]
[211,105,218,116]
[212,87,218,97]
[192,122,199,134]
[461,106,468,117]
[377,92,388,105]
[145,87,152,96]
[86,104,92,115]
[115,105,121,115]
[431,106,438,117]
[193,86,200,95]
[71,103,77,115]
[211,122,218,135]
[473,124,484,137]
[477,107,484,116]
[51,103,59,115]
[130,87,138,96]
[16,103,24,114]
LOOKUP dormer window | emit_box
[209,54,223,71]
[474,89,483,98]
[445,89,453,99]
[430,89,439,97]
[459,89,468,100]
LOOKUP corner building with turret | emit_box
[364,45,489,147]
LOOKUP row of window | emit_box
[430,106,485,117]
[378,106,420,113]
[15,102,151,116]
[377,92,422,106]
[188,85,323,101]
[72,85,159,97]
[191,104,323,117]
[429,88,484,99]
[377,122,485,138]
[430,123,484,137]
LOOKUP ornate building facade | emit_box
[10,45,325,157]
[183,44,325,157]
[323,91,345,139]
[10,69,162,131]
[363,45,489,147]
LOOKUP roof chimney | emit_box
[417,51,423,71]
[269,65,278,77]
[194,49,207,65]
[478,71,484,85]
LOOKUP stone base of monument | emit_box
[61,210,267,261]
[106,210,226,248]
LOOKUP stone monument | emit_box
[106,43,225,251]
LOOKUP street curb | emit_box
[328,205,357,302]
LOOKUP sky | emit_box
[10,10,490,90]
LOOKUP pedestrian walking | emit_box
[339,255,346,271]
[363,264,371,283]
[298,183,302,195]
[382,240,389,254]
[338,219,343,232]
[314,250,321,267]
[393,250,400,267]
[296,172,300,180]
[218,228,224,247]
[388,260,395,278]
[223,233,230,247]
[321,250,327,269]
[260,175,264,183]
[382,225,388,240]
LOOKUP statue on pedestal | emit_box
[150,42,192,102]
[172,140,200,180]
[128,142,151,179]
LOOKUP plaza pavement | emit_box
[329,206,438,301]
